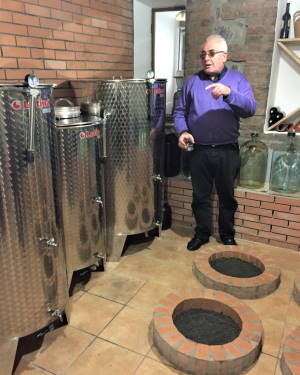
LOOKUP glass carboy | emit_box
[270,132,300,194]
[239,133,268,189]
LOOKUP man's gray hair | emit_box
[206,34,228,52]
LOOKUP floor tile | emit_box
[87,271,144,304]
[261,318,285,357]
[21,325,94,375]
[286,298,300,326]
[99,306,153,355]
[127,281,174,312]
[245,353,277,374]
[64,338,143,375]
[135,357,186,374]
[15,363,52,375]
[279,322,299,357]
[275,361,283,375]
[69,292,123,335]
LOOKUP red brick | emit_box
[236,212,259,222]
[170,193,192,203]
[31,48,55,59]
[53,30,74,41]
[25,4,51,17]
[5,68,31,79]
[0,34,16,45]
[245,206,273,217]
[260,202,290,212]
[0,22,27,35]
[2,46,30,57]
[16,36,43,48]
[44,60,66,69]
[169,180,192,189]
[40,18,62,29]
[55,50,75,60]
[273,226,300,238]
[274,212,300,222]
[235,225,257,236]
[275,196,300,207]
[234,189,246,198]
[0,0,24,12]
[287,236,300,246]
[61,1,81,14]
[39,0,62,9]
[259,230,286,241]
[260,216,288,227]
[291,206,300,214]
[0,57,17,68]
[43,39,66,50]
[13,13,40,26]
[236,197,260,207]
[18,58,44,68]
[50,8,73,21]
[243,220,270,231]
[28,26,52,39]
[245,191,275,202]
[168,187,184,195]
[0,10,12,22]
[269,240,298,251]
[289,221,300,230]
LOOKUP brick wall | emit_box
[169,179,300,251]
[0,0,133,86]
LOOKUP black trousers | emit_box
[189,144,240,240]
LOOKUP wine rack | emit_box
[266,37,300,131]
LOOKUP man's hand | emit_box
[205,83,231,99]
[178,132,194,150]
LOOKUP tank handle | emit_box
[27,89,40,163]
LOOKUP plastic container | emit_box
[269,132,300,194]
[239,133,268,189]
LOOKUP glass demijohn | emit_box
[270,132,300,194]
[239,133,268,189]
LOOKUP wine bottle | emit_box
[280,3,291,39]
[269,107,278,115]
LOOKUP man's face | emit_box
[201,38,227,75]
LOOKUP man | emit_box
[173,34,256,251]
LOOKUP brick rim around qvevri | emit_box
[281,326,300,375]
[153,287,263,375]
[193,244,281,299]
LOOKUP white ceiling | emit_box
[137,0,186,8]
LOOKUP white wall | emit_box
[155,11,178,114]
[133,0,152,78]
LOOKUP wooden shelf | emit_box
[277,38,300,66]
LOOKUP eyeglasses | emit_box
[200,50,225,59]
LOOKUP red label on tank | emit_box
[79,129,101,139]
[154,88,165,94]
[11,99,51,110]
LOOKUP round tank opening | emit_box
[210,257,263,278]
[173,307,241,345]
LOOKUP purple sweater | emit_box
[173,68,256,145]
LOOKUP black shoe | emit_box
[221,237,237,245]
[187,237,209,251]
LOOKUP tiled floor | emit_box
[15,227,300,375]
